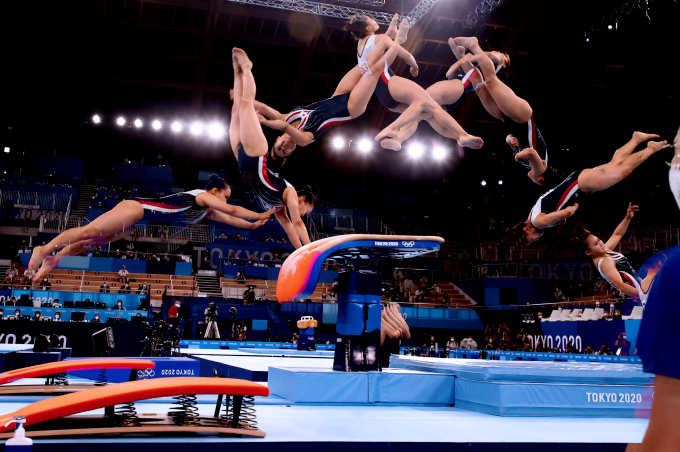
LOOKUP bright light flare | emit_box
[116,117,126,126]
[433,146,448,161]
[481,180,487,186]
[151,120,162,131]
[171,121,182,133]
[332,137,344,150]
[190,122,203,136]
[134,119,143,128]
[92,114,101,124]
[207,122,226,139]
[407,143,425,159]
[498,180,503,185]
[3,147,9,154]
[357,138,372,153]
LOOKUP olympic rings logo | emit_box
[402,241,415,247]
[137,369,156,378]
[521,314,535,323]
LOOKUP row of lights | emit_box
[480,180,503,186]
[91,114,227,139]
[332,137,450,162]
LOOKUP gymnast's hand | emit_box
[410,63,419,77]
[626,202,639,219]
[256,209,275,222]
[564,203,579,217]
[506,135,520,149]
[514,147,536,162]
[229,89,235,101]
[257,114,287,131]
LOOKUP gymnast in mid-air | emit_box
[575,203,661,300]
[513,132,668,244]
[253,15,483,152]
[230,47,317,249]
[29,174,272,282]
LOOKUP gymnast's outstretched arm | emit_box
[605,203,638,250]
[206,209,269,230]
[598,258,642,298]
[533,204,579,229]
[196,192,272,222]
[257,115,315,146]
[273,208,303,249]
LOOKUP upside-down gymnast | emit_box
[513,132,668,244]
[28,174,272,282]
[255,16,483,151]
[574,203,661,300]
[378,39,504,151]
[231,47,318,249]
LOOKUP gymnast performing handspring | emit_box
[574,203,661,300]
[513,132,668,244]
[230,47,317,249]
[28,174,272,282]
[255,15,483,151]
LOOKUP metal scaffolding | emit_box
[223,0,440,25]
[462,0,503,29]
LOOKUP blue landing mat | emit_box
[268,367,455,405]
[390,356,654,385]
[238,348,335,357]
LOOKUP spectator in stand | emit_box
[265,235,274,242]
[461,336,478,350]
[235,233,244,241]
[615,332,631,356]
[332,278,338,298]
[321,289,328,302]
[136,283,149,295]
[162,254,170,261]
[243,287,255,305]
[118,265,129,282]
[278,236,288,243]
[52,299,61,308]
[3,264,18,288]
[23,267,36,284]
[236,269,246,284]
[393,268,403,287]
[247,255,255,266]
[217,232,227,240]
[39,277,51,290]
[419,275,428,287]
[53,312,63,322]
[0,309,3,320]
[584,345,595,354]
[118,280,132,294]
[525,299,531,305]
[91,314,101,323]
[114,250,121,258]
[447,336,458,349]
[32,311,42,321]
[554,286,563,302]
[12,309,20,320]
[403,275,414,293]
[100,281,110,293]
[414,288,424,302]
[113,300,126,311]
[597,343,613,355]
[419,343,429,357]
[167,300,180,318]
[226,250,235,263]
[442,292,450,306]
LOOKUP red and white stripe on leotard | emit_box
[285,109,311,130]
[137,200,192,213]
[317,115,353,132]
[555,179,579,212]
[257,155,278,192]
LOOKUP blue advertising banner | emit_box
[539,319,641,354]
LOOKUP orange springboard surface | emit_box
[276,234,444,302]
[0,377,269,432]
[0,358,156,385]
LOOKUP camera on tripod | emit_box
[205,302,219,321]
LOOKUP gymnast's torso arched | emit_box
[236,143,293,211]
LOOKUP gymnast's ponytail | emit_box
[205,173,229,192]
[344,15,371,41]
[571,226,592,255]
[297,185,317,205]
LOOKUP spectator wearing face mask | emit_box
[23,267,36,283]
[118,280,132,294]
[53,312,63,322]
[32,311,42,321]
[113,300,126,311]
[100,281,110,293]
[39,277,51,289]
[91,314,101,323]
[13,309,21,320]
[615,333,631,356]
[168,300,181,318]
[446,336,458,349]
[52,299,61,308]
[137,283,149,295]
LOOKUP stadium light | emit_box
[332,137,344,150]
[481,180,487,186]
[407,143,424,159]
[134,119,143,128]
[92,114,101,124]
[3,147,9,154]
[171,121,182,133]
[116,117,126,126]
[498,180,503,185]
[151,120,162,131]
[190,122,203,136]
[357,138,372,153]
[433,146,447,161]
[207,122,226,139]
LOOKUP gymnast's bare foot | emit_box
[632,132,660,142]
[385,13,399,40]
[34,255,58,283]
[375,125,399,142]
[647,140,669,154]
[380,138,402,151]
[395,18,410,45]
[458,133,484,150]
[452,36,479,51]
[232,48,253,71]
[28,245,46,275]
